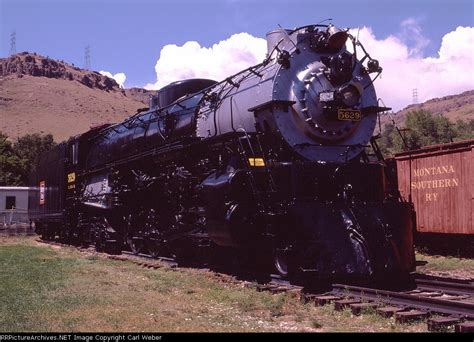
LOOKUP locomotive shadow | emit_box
[415,233,474,259]
[203,245,417,293]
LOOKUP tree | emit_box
[434,115,457,143]
[376,109,474,156]
[378,123,396,156]
[13,133,56,185]
[455,119,474,140]
[385,110,459,153]
[0,132,56,186]
[0,132,22,186]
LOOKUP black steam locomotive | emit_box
[30,23,416,280]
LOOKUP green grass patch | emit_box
[0,244,84,331]
[416,252,474,278]
[0,237,432,332]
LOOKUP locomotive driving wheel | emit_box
[273,245,290,278]
[146,232,162,258]
[272,234,294,279]
[140,208,164,258]
[124,213,144,255]
[92,217,121,254]
[127,236,143,255]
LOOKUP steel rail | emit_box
[415,278,474,296]
[413,273,474,285]
[122,250,178,267]
[332,284,474,318]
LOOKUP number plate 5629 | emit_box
[338,109,361,121]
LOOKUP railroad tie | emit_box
[313,295,340,306]
[256,284,280,292]
[455,321,474,333]
[395,310,429,324]
[376,306,405,318]
[350,302,379,316]
[334,299,360,311]
[427,317,460,332]
[272,287,288,294]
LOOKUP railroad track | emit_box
[330,282,474,316]
[35,238,474,332]
[121,250,178,268]
[415,277,474,296]
[304,275,474,332]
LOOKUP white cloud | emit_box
[398,17,430,57]
[144,23,473,112]
[99,70,126,88]
[350,25,474,111]
[144,32,267,90]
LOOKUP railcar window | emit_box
[5,196,16,210]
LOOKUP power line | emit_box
[412,88,418,104]
[84,45,91,70]
[9,31,16,56]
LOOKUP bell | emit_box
[326,25,348,50]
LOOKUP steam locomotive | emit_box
[30,23,416,280]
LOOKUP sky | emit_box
[1,0,473,110]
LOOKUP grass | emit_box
[0,236,437,332]
[415,251,474,279]
[0,242,82,331]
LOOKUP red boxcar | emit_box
[394,139,473,237]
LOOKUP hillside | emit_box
[0,52,154,142]
[1,52,472,141]
[381,90,474,128]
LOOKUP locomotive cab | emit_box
[150,78,217,109]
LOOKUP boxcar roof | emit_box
[394,139,474,159]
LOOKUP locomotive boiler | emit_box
[30,23,416,280]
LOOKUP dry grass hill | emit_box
[0,52,154,142]
[1,52,472,141]
[381,90,474,128]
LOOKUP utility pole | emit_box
[9,31,16,56]
[84,45,91,70]
[412,88,418,104]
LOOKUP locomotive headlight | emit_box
[339,84,360,107]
